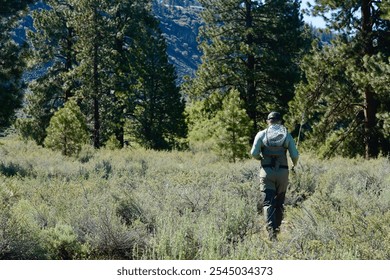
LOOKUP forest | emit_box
[1,0,390,259]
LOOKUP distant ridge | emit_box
[15,1,203,84]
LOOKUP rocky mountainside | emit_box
[152,2,203,84]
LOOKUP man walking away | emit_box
[250,112,299,240]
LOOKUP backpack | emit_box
[263,124,287,147]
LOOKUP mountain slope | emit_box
[153,3,203,83]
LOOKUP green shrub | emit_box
[42,223,90,260]
[0,199,46,259]
[105,135,122,150]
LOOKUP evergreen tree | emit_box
[106,0,148,147]
[17,0,77,144]
[0,34,25,131]
[186,99,219,152]
[288,0,390,158]
[20,0,139,147]
[360,53,390,140]
[94,0,187,149]
[185,0,307,136]
[0,0,33,131]
[17,85,55,144]
[69,0,114,148]
[127,8,187,149]
[213,89,252,162]
[21,0,186,150]
[108,0,187,149]
[186,89,252,160]
[44,98,89,156]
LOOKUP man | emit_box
[250,111,299,240]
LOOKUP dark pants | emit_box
[259,166,288,239]
[263,189,285,233]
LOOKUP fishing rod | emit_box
[296,112,305,149]
[292,112,305,173]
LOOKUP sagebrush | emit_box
[1,137,389,259]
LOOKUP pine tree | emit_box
[106,0,148,147]
[288,39,367,158]
[127,7,187,149]
[17,0,77,144]
[185,0,307,136]
[44,98,89,156]
[21,0,186,150]
[69,0,113,148]
[288,0,390,158]
[20,0,138,147]
[186,99,219,152]
[0,34,25,131]
[0,0,33,131]
[213,89,252,162]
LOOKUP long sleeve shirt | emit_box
[250,126,299,167]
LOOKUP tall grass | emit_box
[1,137,389,259]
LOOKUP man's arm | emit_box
[287,134,299,166]
[250,131,264,160]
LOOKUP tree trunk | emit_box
[361,0,378,159]
[244,1,258,136]
[364,89,378,159]
[65,26,74,101]
[93,7,100,148]
[115,119,125,148]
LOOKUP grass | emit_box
[1,136,390,259]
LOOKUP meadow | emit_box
[1,136,390,260]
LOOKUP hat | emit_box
[267,111,281,120]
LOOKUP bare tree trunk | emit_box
[65,26,74,101]
[361,0,378,159]
[364,88,378,159]
[244,1,258,135]
[93,6,100,148]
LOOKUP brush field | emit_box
[1,137,390,259]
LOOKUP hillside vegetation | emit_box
[1,137,389,260]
